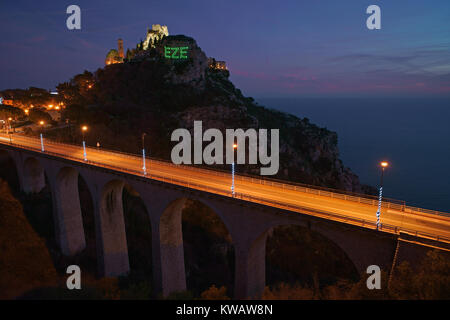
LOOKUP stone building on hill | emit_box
[105,39,124,65]
[143,24,169,50]
[208,58,227,70]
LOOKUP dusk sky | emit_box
[1,0,450,97]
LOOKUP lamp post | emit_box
[376,161,389,230]
[39,120,45,151]
[231,143,237,197]
[82,125,88,161]
[142,133,147,175]
[7,117,13,143]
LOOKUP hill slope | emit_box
[0,180,58,299]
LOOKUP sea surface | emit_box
[257,97,450,212]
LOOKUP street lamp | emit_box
[82,125,88,161]
[7,117,13,143]
[376,161,389,230]
[231,143,237,197]
[39,121,45,151]
[142,133,147,175]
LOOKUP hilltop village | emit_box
[105,24,227,70]
[0,24,227,116]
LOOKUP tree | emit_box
[137,39,144,51]
[56,82,80,102]
[28,108,52,124]
[126,48,132,60]
[0,105,23,120]
[389,250,450,299]
[62,104,88,123]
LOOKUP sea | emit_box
[257,97,450,212]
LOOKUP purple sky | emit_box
[1,0,450,97]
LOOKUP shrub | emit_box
[200,285,230,300]
[262,283,315,300]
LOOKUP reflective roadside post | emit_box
[82,125,88,161]
[142,132,147,175]
[39,120,45,151]
[376,161,389,230]
[231,143,237,197]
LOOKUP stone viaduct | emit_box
[0,145,448,298]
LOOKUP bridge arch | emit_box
[159,196,234,297]
[121,183,153,283]
[243,221,359,299]
[0,149,20,190]
[23,156,45,194]
[97,178,153,279]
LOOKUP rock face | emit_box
[176,104,362,191]
[56,34,364,192]
[160,36,209,88]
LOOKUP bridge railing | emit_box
[402,206,450,218]
[77,139,408,208]
[2,139,450,244]
[231,191,450,244]
[3,134,450,220]
[8,133,401,199]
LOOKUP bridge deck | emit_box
[1,133,449,244]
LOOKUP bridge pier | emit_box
[234,231,268,299]
[50,167,86,255]
[96,180,130,277]
[150,221,163,295]
[3,150,26,192]
[158,198,187,296]
[23,157,45,194]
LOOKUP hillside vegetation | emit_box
[0,179,58,299]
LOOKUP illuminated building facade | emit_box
[0,98,14,105]
[208,58,227,70]
[105,38,125,65]
[143,24,169,50]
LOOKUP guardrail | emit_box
[2,134,450,225]
[7,133,404,200]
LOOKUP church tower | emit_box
[118,38,124,59]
